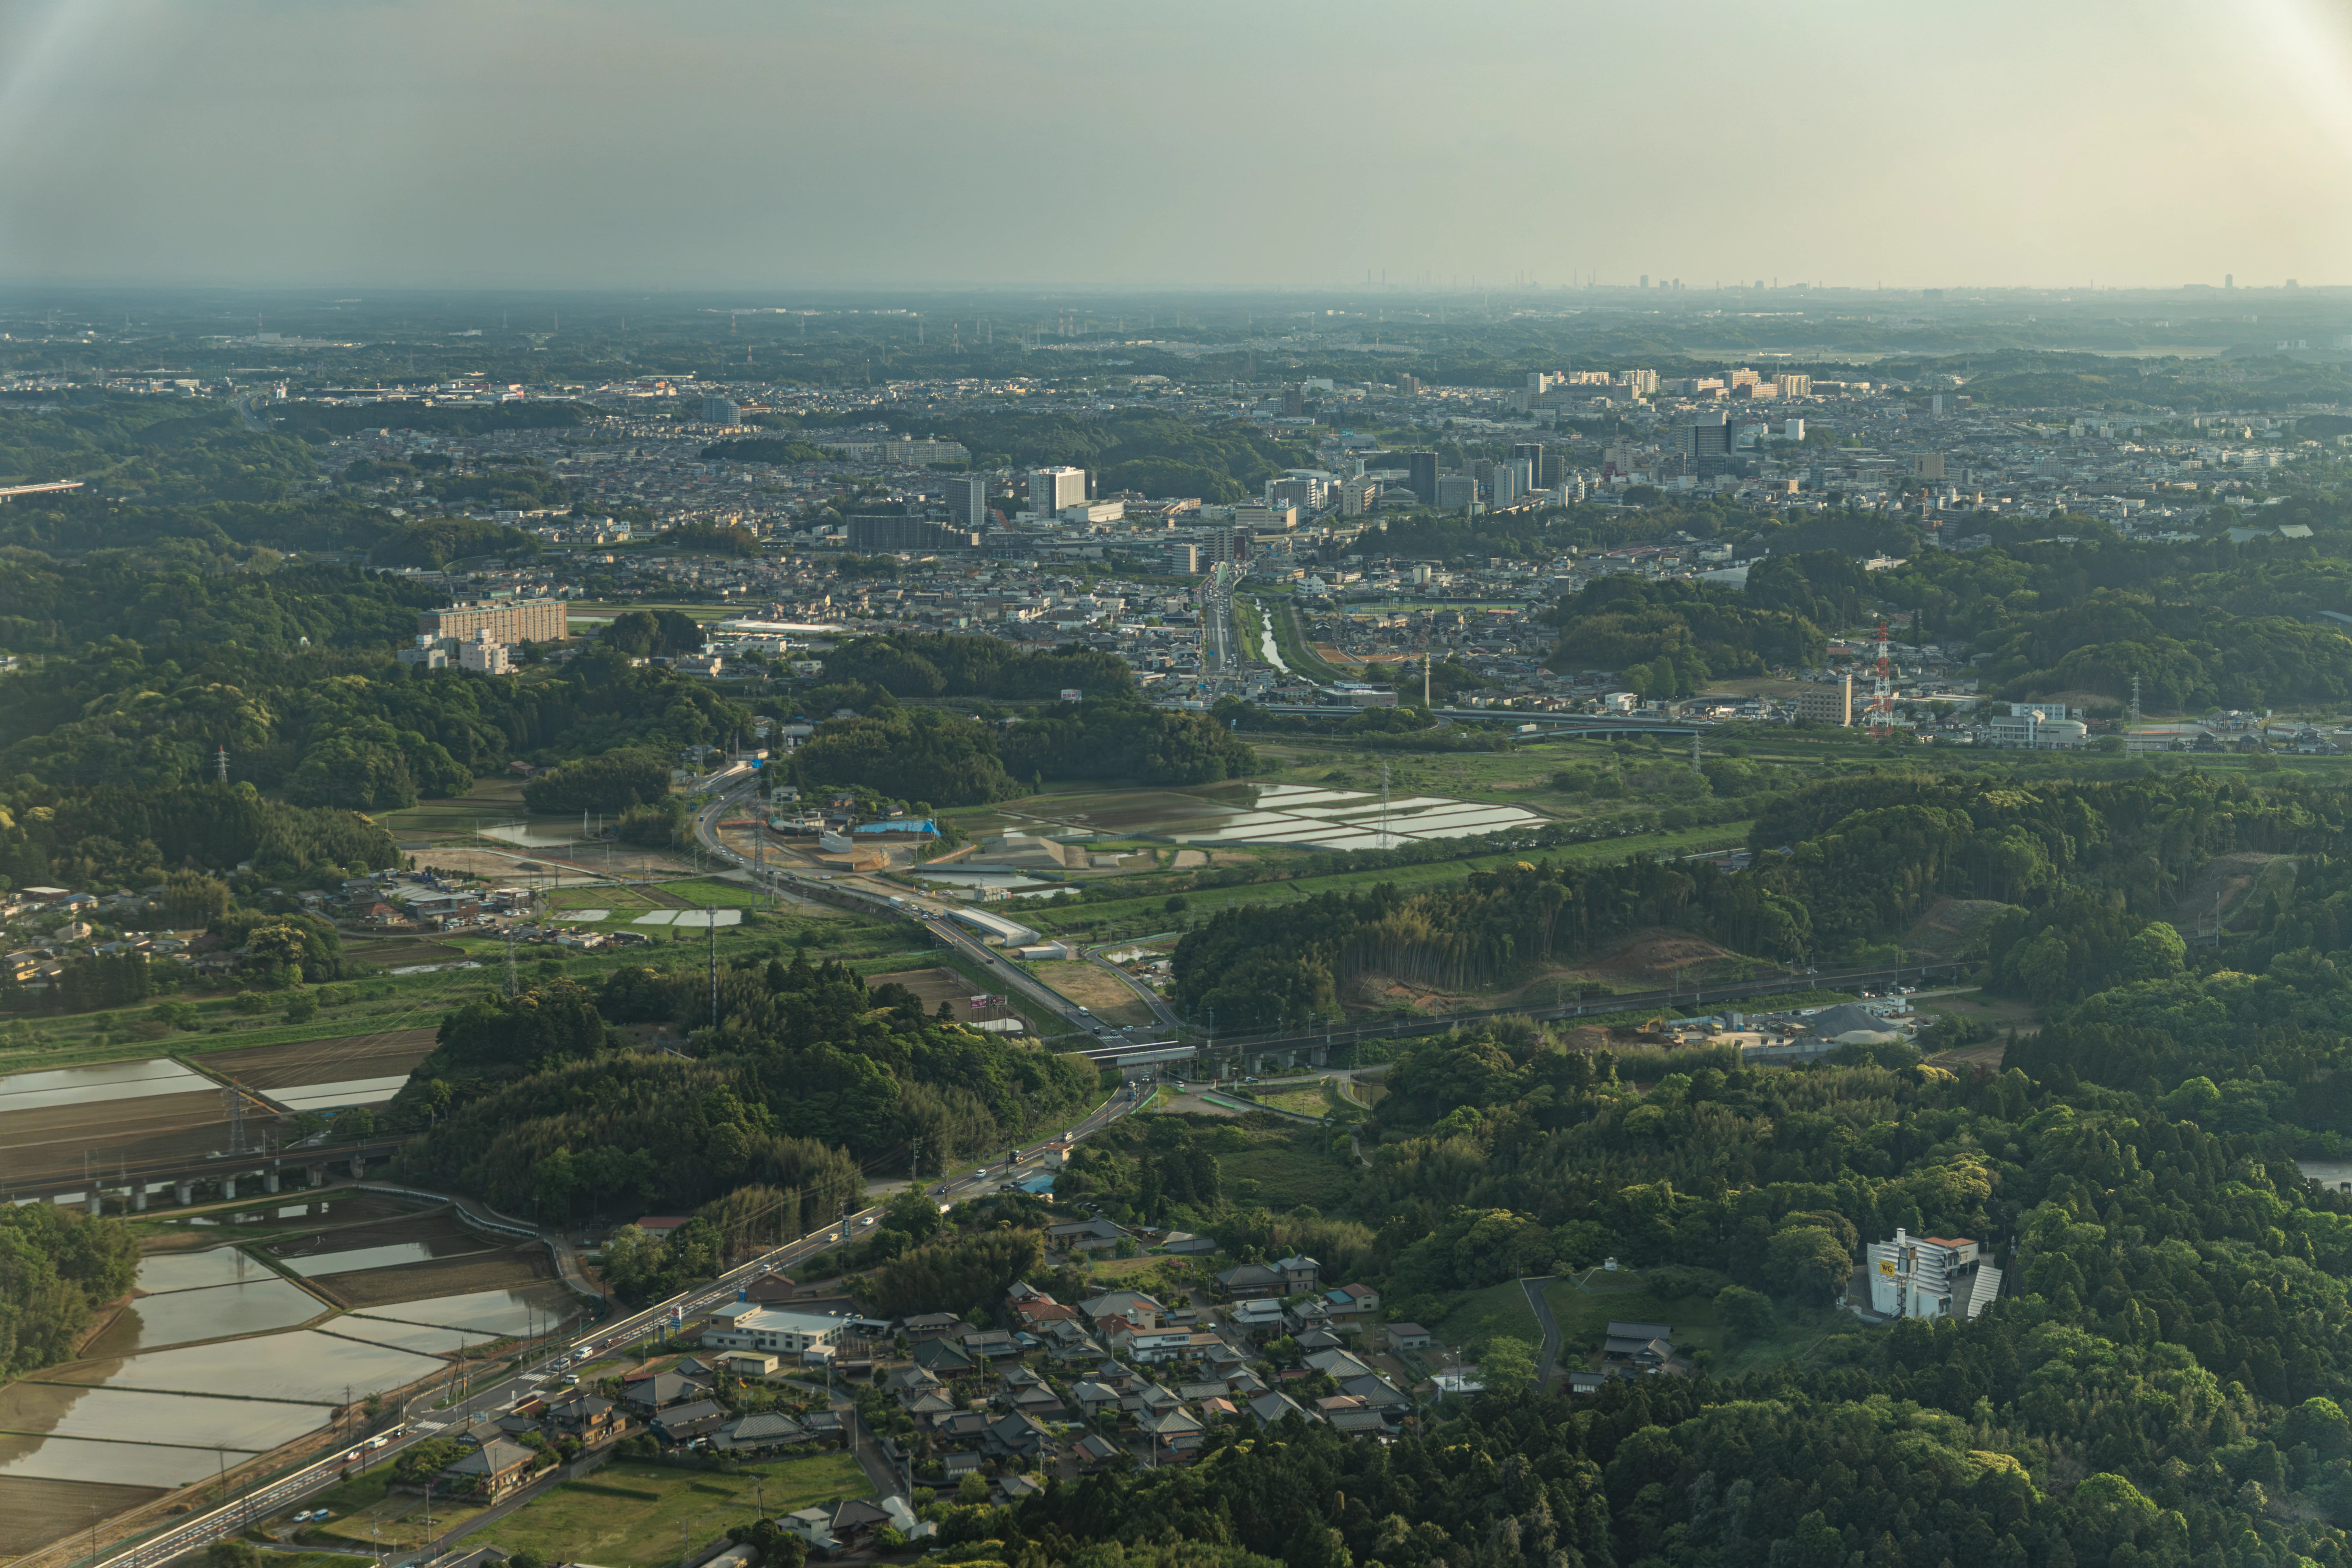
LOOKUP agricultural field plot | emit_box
[0,1076,231,1189]
[865,966,1005,1023]
[83,1274,329,1356]
[200,1029,436,1110]
[663,877,766,907]
[1027,960,1155,1027]
[0,1476,168,1556]
[340,936,471,969]
[373,795,525,842]
[469,1453,868,1568]
[310,1246,556,1312]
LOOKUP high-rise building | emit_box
[1163,542,1201,575]
[945,474,991,532]
[1436,475,1479,512]
[702,396,741,426]
[1511,443,1544,489]
[1779,374,1812,398]
[1269,476,1326,513]
[1407,452,1438,506]
[1397,373,1421,396]
[1280,387,1306,417]
[1491,463,1521,509]
[1784,419,1806,442]
[1028,466,1086,519]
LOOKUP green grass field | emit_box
[471,1452,866,1568]
[664,878,768,908]
[1439,1278,1543,1354]
[1219,1128,1358,1210]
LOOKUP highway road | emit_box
[686,784,1962,1064]
[689,788,1158,1052]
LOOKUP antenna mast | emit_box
[1869,619,1895,730]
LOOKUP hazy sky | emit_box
[5,0,2352,292]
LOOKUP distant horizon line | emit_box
[0,279,2346,300]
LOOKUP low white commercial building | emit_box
[701,1304,849,1356]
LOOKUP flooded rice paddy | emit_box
[281,1237,492,1276]
[44,1328,444,1402]
[84,1276,325,1357]
[0,1381,327,1451]
[269,1074,410,1111]
[0,1433,261,1487]
[138,1247,279,1293]
[328,1316,498,1354]
[0,1058,212,1111]
[358,1281,582,1338]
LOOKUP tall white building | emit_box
[1866,1228,2001,1321]
[1029,466,1086,519]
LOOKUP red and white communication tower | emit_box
[1868,619,1895,729]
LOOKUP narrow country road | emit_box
[1521,1275,1562,1392]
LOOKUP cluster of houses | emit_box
[420,1355,851,1506]
[877,1262,1419,1481]
[2,885,185,989]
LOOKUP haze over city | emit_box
[6,0,2352,290]
[18,8,2352,1568]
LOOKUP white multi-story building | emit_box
[1986,706,2087,749]
[1029,466,1087,518]
[701,1303,849,1356]
[459,632,511,675]
[1867,1228,2001,1321]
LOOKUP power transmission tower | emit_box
[1691,732,1702,776]
[221,1086,247,1156]
[2131,673,2142,731]
[707,912,719,1031]
[214,746,230,784]
[504,917,518,998]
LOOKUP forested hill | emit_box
[390,955,1097,1229]
[1040,762,2352,1566]
[1172,768,2316,1028]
